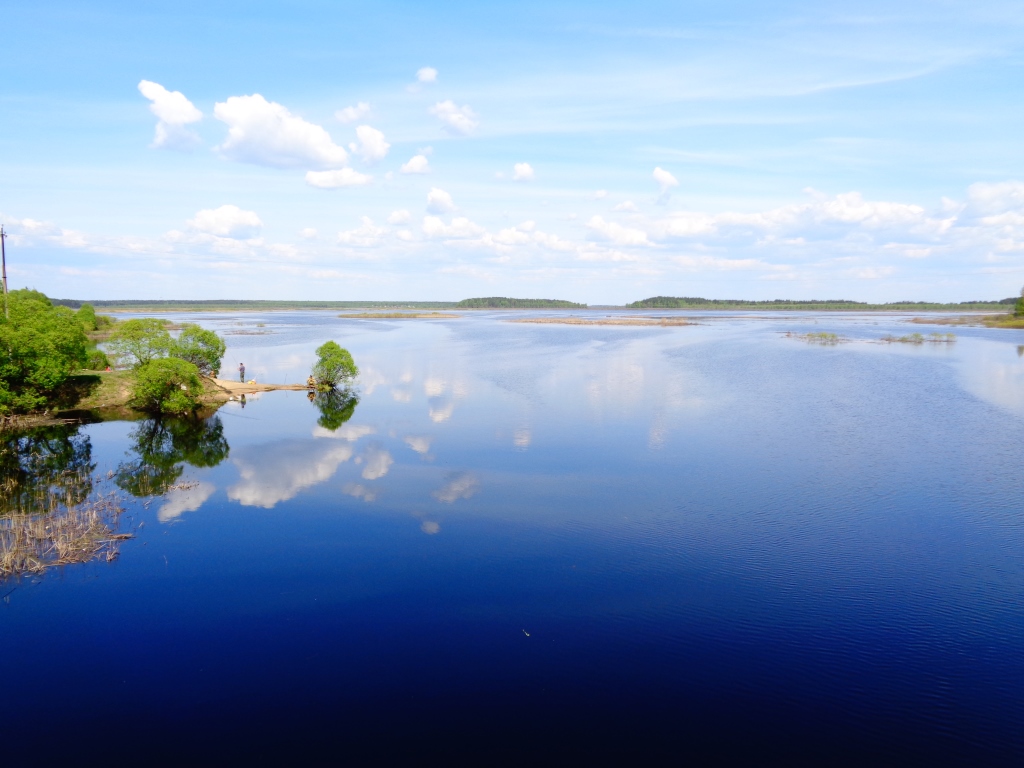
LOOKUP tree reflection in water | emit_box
[0,424,95,515]
[115,416,230,497]
[312,388,359,431]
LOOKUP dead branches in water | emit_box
[0,492,130,579]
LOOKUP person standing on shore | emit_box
[239,362,245,382]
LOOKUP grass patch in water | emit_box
[880,332,956,344]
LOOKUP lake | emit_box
[3,310,1023,764]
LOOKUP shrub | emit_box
[311,341,358,388]
[86,349,110,370]
[172,324,226,376]
[76,303,98,331]
[0,290,89,414]
[130,358,204,415]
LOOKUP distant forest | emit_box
[455,297,586,308]
[627,296,1017,311]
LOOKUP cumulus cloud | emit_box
[512,162,535,182]
[404,436,433,454]
[305,168,372,189]
[188,205,263,238]
[138,80,202,150]
[214,93,349,168]
[417,67,438,83]
[430,100,478,136]
[360,447,393,480]
[343,482,376,502]
[614,201,639,212]
[337,216,386,246]
[426,187,455,213]
[422,216,485,239]
[299,227,318,239]
[401,154,430,174]
[348,125,390,163]
[653,167,679,202]
[388,209,411,224]
[336,102,370,123]
[158,482,216,523]
[587,215,652,246]
[433,472,478,503]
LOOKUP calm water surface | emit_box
[3,311,1024,764]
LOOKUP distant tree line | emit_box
[627,296,1017,310]
[455,297,586,309]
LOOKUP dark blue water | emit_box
[3,312,1023,765]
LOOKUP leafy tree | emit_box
[85,348,110,370]
[172,324,226,376]
[311,340,358,388]
[312,387,358,430]
[76,303,98,331]
[107,318,172,368]
[130,358,204,415]
[0,290,89,414]
[1015,286,1024,317]
[114,416,229,497]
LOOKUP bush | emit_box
[107,318,172,368]
[86,349,110,370]
[0,290,89,414]
[312,341,358,388]
[95,314,115,330]
[172,324,226,376]
[130,358,204,415]
[76,303,98,331]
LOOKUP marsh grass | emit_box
[0,486,130,579]
[881,332,956,344]
[785,331,844,345]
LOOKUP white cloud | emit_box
[299,227,318,239]
[401,154,430,174]
[158,482,216,522]
[653,166,679,196]
[348,125,390,163]
[967,181,1024,214]
[587,215,652,246]
[337,216,386,246]
[335,102,370,123]
[138,80,202,150]
[343,482,376,502]
[360,447,393,480]
[404,436,433,454]
[305,168,372,189]
[388,209,411,224]
[513,162,535,182]
[433,472,478,503]
[594,190,608,199]
[614,201,638,212]
[430,100,478,136]
[426,187,455,213]
[214,93,349,168]
[417,67,438,83]
[188,205,263,238]
[422,216,485,239]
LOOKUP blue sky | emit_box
[3,0,1024,303]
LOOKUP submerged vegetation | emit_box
[881,333,956,344]
[785,331,845,345]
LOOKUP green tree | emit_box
[130,358,204,415]
[114,416,229,497]
[1015,286,1024,317]
[311,341,358,388]
[107,318,172,368]
[0,423,94,515]
[171,324,226,376]
[76,303,98,331]
[312,387,358,430]
[0,290,89,414]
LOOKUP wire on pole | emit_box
[1,225,8,320]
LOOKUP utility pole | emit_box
[0,225,8,320]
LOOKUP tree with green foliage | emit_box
[1015,286,1024,317]
[130,358,204,415]
[0,290,89,414]
[0,422,94,514]
[312,387,358,431]
[114,416,229,497]
[172,324,226,376]
[107,318,172,368]
[311,340,358,388]
[76,303,98,331]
